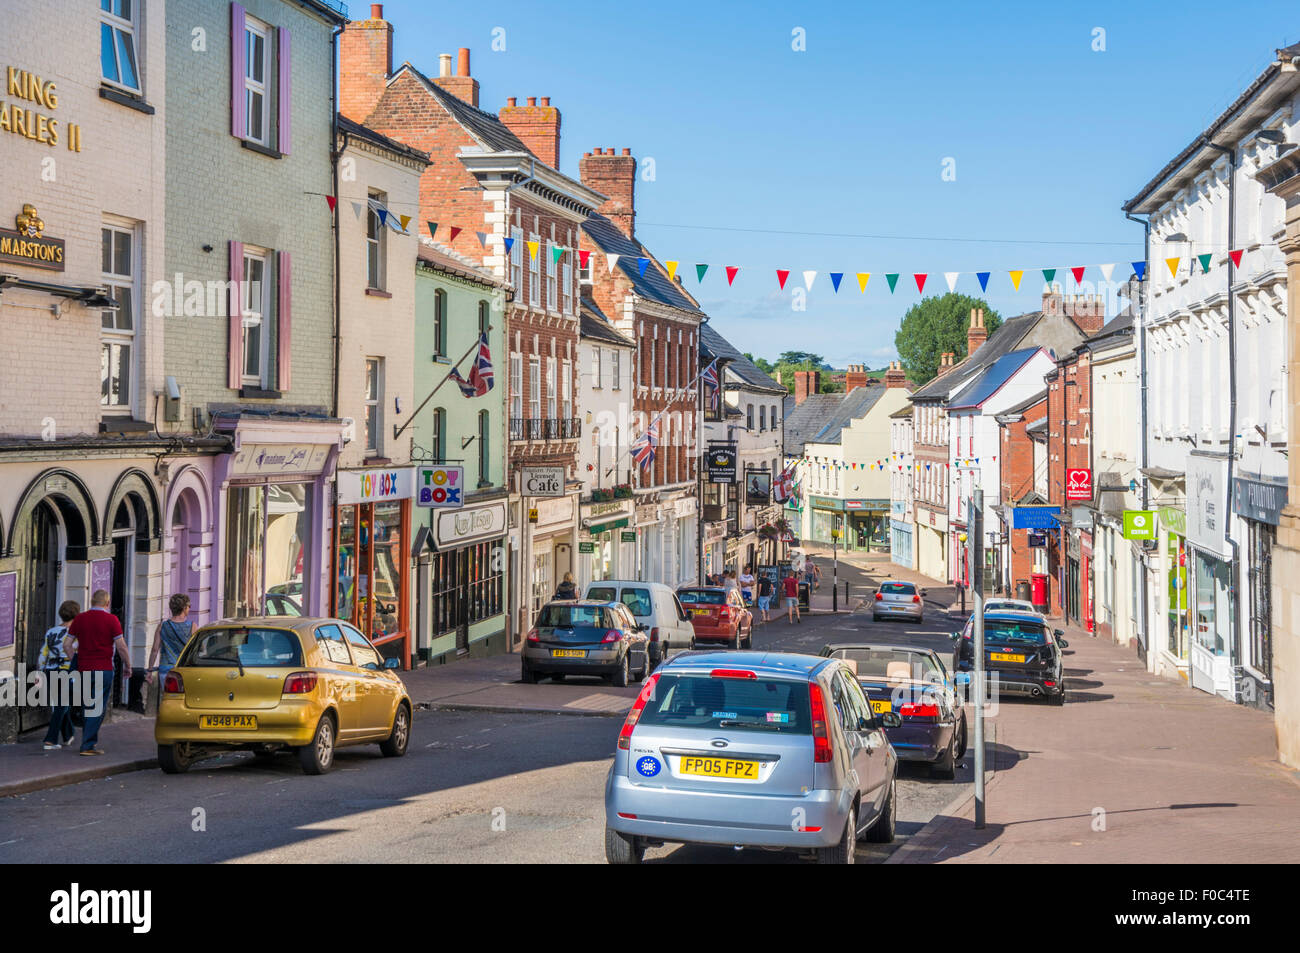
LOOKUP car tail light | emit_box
[283,672,318,694]
[710,669,757,679]
[617,812,638,819]
[718,607,731,621]
[602,630,621,643]
[808,682,833,763]
[649,627,660,643]
[899,702,940,718]
[913,594,922,604]
[801,826,822,833]
[526,628,539,644]
[163,671,184,694]
[1044,680,1056,688]
[618,673,660,750]
[875,592,884,601]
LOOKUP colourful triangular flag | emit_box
[856,273,870,292]
[526,240,539,262]
[448,226,462,243]
[376,209,389,228]
[1197,253,1212,274]
[352,202,364,220]
[1099,263,1115,282]
[427,221,438,240]
[552,245,565,264]
[803,271,817,291]
[578,249,591,268]
[502,236,515,256]
[696,263,709,282]
[606,253,620,273]
[1165,257,1180,278]
[1071,266,1086,284]
[325,195,336,212]
[1009,270,1024,290]
[1131,261,1146,281]
[665,261,678,281]
[726,266,739,286]
[777,269,790,290]
[886,273,899,293]
[1042,268,1056,285]
[475,231,487,248]
[830,272,843,292]
[914,273,927,293]
[944,272,959,292]
[1229,249,1243,268]
[976,272,990,292]
[637,257,650,277]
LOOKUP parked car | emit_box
[584,580,694,665]
[819,643,967,779]
[522,600,650,687]
[871,581,925,623]
[605,650,901,864]
[264,592,303,617]
[981,597,1045,619]
[154,617,411,775]
[676,586,754,649]
[952,611,1068,705]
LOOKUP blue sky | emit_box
[381,0,1299,368]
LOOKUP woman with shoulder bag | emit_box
[40,600,81,750]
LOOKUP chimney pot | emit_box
[621,147,631,155]
[527,96,537,106]
[370,3,383,17]
[540,96,550,106]
[506,97,516,107]
[438,53,452,78]
[457,48,471,77]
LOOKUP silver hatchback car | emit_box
[872,581,925,623]
[604,650,901,864]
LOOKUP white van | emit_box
[582,580,694,664]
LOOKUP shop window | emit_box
[101,223,137,412]
[100,0,140,93]
[430,541,504,639]
[223,482,309,618]
[1248,521,1275,679]
[334,500,409,656]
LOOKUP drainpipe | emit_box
[1125,209,1150,657]
[330,25,344,419]
[1203,136,1243,692]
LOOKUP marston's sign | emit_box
[0,204,64,271]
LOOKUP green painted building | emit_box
[411,244,511,662]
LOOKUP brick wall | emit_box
[1000,397,1046,595]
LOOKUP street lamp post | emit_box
[831,524,841,612]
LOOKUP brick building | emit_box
[579,149,705,587]
[995,392,1049,602]
[339,5,604,642]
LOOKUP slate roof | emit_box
[416,241,508,290]
[948,347,1043,411]
[398,63,533,155]
[336,114,430,165]
[1084,307,1135,352]
[698,323,785,395]
[1026,416,1047,436]
[909,311,1043,402]
[580,214,702,315]
[783,386,887,455]
[579,298,635,348]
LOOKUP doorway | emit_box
[20,501,61,733]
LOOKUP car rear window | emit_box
[586,586,616,603]
[828,647,939,682]
[985,601,1030,613]
[879,582,916,595]
[636,674,811,733]
[538,604,605,628]
[984,621,1048,644]
[677,589,725,605]
[181,627,302,667]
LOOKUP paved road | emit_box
[1,563,978,864]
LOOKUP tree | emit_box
[777,351,829,369]
[744,352,776,375]
[894,294,1002,385]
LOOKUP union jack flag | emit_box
[772,461,799,503]
[449,332,495,397]
[701,358,720,412]
[631,418,660,470]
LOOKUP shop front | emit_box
[530,494,578,619]
[334,467,413,666]
[915,505,948,584]
[1232,470,1286,710]
[809,496,845,547]
[890,499,914,570]
[418,495,508,662]
[702,520,727,582]
[844,499,890,552]
[580,498,635,587]
[1187,455,1234,699]
[1157,505,1190,679]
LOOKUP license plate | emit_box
[199,714,258,730]
[692,608,710,617]
[870,699,892,714]
[679,756,759,779]
[551,649,586,658]
[990,652,1026,663]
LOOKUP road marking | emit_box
[564,694,631,712]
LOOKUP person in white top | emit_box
[738,565,756,604]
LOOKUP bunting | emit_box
[856,272,870,292]
[325,195,336,212]
[1099,262,1115,282]
[886,273,899,293]
[552,245,565,264]
[726,266,739,285]
[526,240,539,262]
[944,272,959,292]
[475,231,488,249]
[502,236,514,256]
[1228,249,1244,268]
[637,257,651,277]
[1165,257,1180,278]
[448,226,462,243]
[803,270,817,291]
[666,260,679,281]
[427,221,438,240]
[578,249,591,269]
[830,272,843,292]
[696,263,709,282]
[1197,253,1212,274]
[976,271,990,292]
[607,253,620,273]
[777,269,790,290]
[1131,261,1146,281]
[1071,266,1086,285]
[914,273,927,293]
[1009,270,1024,290]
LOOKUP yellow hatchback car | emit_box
[155,617,412,775]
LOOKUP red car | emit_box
[676,587,753,649]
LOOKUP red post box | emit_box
[1031,573,1048,612]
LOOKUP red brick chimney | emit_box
[935,352,955,377]
[339,4,392,123]
[499,96,561,167]
[885,361,908,388]
[1066,293,1106,334]
[845,364,869,394]
[793,370,821,404]
[432,47,479,107]
[966,307,987,357]
[579,148,637,239]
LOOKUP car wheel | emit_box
[865,774,897,843]
[297,713,336,775]
[632,652,647,683]
[931,733,956,780]
[1049,688,1065,706]
[521,664,538,685]
[604,826,645,864]
[612,652,629,688]
[732,628,741,651]
[158,743,194,775]
[379,702,411,758]
[689,638,697,651]
[955,714,968,760]
[743,624,753,649]
[818,806,856,864]
[550,673,566,683]
[872,614,881,623]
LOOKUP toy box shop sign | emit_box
[416,466,464,509]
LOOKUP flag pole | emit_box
[392,327,490,442]
[613,357,720,474]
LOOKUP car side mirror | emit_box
[949,632,961,641]
[383,657,400,670]
[1054,629,1065,637]
[878,711,902,729]
[920,589,928,597]
[1057,638,1070,649]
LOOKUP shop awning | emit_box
[588,516,629,533]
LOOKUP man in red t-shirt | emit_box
[782,572,802,625]
[68,589,131,755]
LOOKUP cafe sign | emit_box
[0,203,64,271]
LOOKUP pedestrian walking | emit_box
[722,570,739,596]
[147,594,193,693]
[804,557,820,592]
[39,600,81,750]
[553,572,578,600]
[739,564,756,605]
[782,571,802,624]
[67,590,131,756]
[756,574,774,624]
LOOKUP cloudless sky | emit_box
[381,0,1299,368]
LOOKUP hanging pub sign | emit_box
[0,204,65,271]
[1027,532,1047,548]
[415,465,464,509]
[745,469,772,506]
[706,444,737,484]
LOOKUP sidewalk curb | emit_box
[422,702,627,719]
[1,757,158,799]
[883,769,1004,865]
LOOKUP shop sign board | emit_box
[232,443,332,477]
[1027,532,1047,548]
[0,572,15,648]
[90,558,113,597]
[578,541,595,554]
[706,445,737,484]
[521,466,565,497]
[432,501,507,549]
[1187,455,1229,556]
[338,467,414,505]
[1122,510,1157,540]
[1158,506,1187,536]
[415,466,464,508]
[621,531,636,543]
[1066,468,1092,501]
[1012,506,1060,529]
[1231,473,1288,525]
